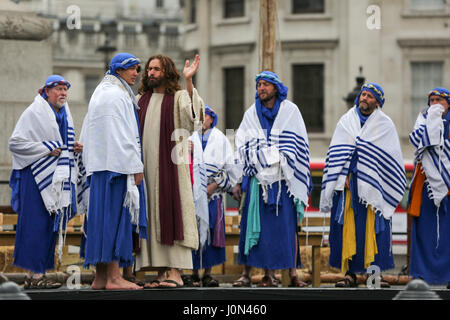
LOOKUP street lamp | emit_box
[96,35,117,72]
[343,66,365,109]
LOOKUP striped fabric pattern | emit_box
[320,107,406,219]
[410,106,450,206]
[235,100,311,206]
[31,142,75,213]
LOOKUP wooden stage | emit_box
[22,285,450,301]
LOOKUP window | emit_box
[144,24,159,47]
[85,75,99,102]
[292,0,325,14]
[165,26,179,49]
[123,26,138,48]
[84,32,97,48]
[411,0,445,10]
[410,62,443,125]
[224,0,245,19]
[189,0,196,24]
[292,64,324,132]
[224,67,245,131]
[156,0,164,8]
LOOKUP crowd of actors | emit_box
[7,51,450,290]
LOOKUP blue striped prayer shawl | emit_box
[235,100,311,207]
[410,106,450,206]
[320,107,406,219]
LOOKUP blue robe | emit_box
[192,195,226,270]
[410,189,450,284]
[192,129,226,270]
[82,105,147,268]
[10,104,76,274]
[238,178,301,269]
[409,110,450,284]
[237,102,301,270]
[328,152,394,273]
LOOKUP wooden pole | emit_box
[259,0,276,72]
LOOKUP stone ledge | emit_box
[0,1,52,41]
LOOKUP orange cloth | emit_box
[407,163,426,217]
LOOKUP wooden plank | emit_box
[0,232,16,246]
[1,214,17,226]
[0,206,15,214]
[300,218,330,227]
[298,233,324,247]
[281,269,290,287]
[0,231,83,247]
[311,246,321,287]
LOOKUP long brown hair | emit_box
[138,54,181,95]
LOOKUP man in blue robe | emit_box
[232,71,312,287]
[9,75,82,289]
[80,53,147,290]
[321,83,405,288]
[408,87,450,288]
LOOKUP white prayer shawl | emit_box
[189,127,239,251]
[80,75,144,226]
[9,94,77,214]
[235,100,311,207]
[409,104,450,207]
[9,94,77,260]
[320,106,406,219]
[189,131,209,251]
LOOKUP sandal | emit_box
[257,275,278,288]
[289,275,308,288]
[24,275,62,290]
[364,274,391,288]
[379,275,390,288]
[181,274,200,287]
[202,274,219,287]
[159,279,184,288]
[335,272,357,288]
[232,275,251,287]
[144,279,162,289]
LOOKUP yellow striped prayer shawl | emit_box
[341,188,378,273]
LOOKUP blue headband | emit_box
[427,87,450,106]
[108,52,140,76]
[255,71,288,101]
[354,82,385,108]
[38,75,71,99]
[205,106,218,128]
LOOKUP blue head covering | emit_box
[108,52,141,76]
[254,71,289,139]
[354,82,385,108]
[205,105,218,128]
[427,87,450,106]
[255,71,288,102]
[38,75,71,100]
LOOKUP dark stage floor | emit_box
[23,285,450,301]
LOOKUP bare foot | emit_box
[91,276,106,290]
[105,276,143,290]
